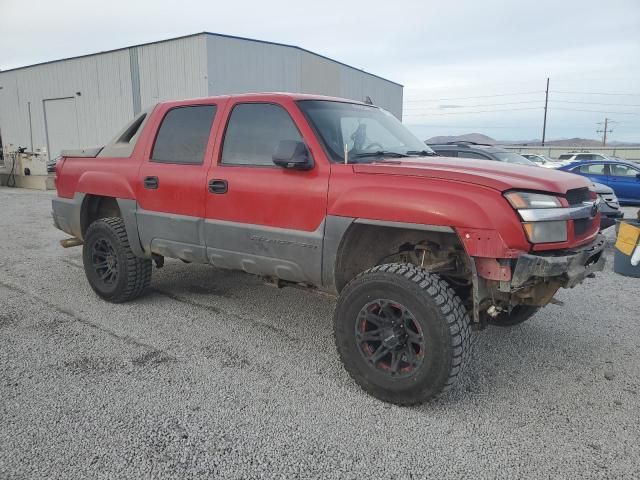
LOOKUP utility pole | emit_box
[541,77,549,146]
[596,118,614,146]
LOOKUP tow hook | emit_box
[486,305,504,318]
[59,237,83,248]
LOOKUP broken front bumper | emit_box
[511,234,606,289]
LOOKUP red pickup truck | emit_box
[53,93,605,404]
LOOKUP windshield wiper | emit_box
[405,150,438,156]
[351,150,409,159]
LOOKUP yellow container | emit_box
[615,221,640,256]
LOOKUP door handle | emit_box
[208,179,228,194]
[143,176,159,189]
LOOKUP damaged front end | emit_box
[470,234,606,326]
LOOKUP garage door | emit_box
[44,97,80,160]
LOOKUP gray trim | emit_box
[518,201,598,222]
[136,209,207,263]
[322,216,354,292]
[51,193,84,239]
[116,199,147,258]
[98,108,153,158]
[129,48,142,115]
[204,218,325,285]
[353,218,455,233]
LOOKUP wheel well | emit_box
[334,223,470,293]
[80,195,122,236]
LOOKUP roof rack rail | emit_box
[444,141,492,147]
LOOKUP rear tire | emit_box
[488,305,539,327]
[334,263,471,405]
[82,217,152,303]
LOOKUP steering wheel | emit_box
[364,142,384,151]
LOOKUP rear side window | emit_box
[433,149,457,157]
[458,151,490,160]
[221,103,302,166]
[151,105,217,164]
[610,164,639,177]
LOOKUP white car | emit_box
[520,153,569,168]
[557,152,613,163]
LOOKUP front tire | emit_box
[334,263,471,405]
[82,217,152,303]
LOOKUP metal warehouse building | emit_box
[0,32,403,162]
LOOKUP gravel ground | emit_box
[1,187,639,479]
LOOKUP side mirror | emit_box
[272,140,313,170]
[636,173,640,180]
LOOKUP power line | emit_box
[403,91,544,103]
[552,107,640,116]
[403,100,542,111]
[551,90,640,96]
[404,107,542,117]
[551,99,640,108]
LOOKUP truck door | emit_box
[136,101,221,263]
[203,99,330,285]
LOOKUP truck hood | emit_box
[352,156,591,194]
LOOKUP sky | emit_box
[1,0,639,142]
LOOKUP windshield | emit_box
[493,152,537,166]
[297,100,433,162]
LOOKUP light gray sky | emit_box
[2,0,639,141]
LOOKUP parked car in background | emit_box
[557,152,612,163]
[520,153,562,168]
[592,182,624,229]
[428,142,536,165]
[558,159,640,205]
[47,156,60,173]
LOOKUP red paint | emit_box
[54,92,599,260]
[475,257,512,281]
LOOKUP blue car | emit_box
[558,159,640,205]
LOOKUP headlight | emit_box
[504,191,562,209]
[504,191,567,243]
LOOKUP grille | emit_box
[574,218,593,236]
[565,187,590,206]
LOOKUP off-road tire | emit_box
[334,263,472,405]
[82,217,152,303]
[488,305,540,327]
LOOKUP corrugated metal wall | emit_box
[0,35,207,160]
[0,49,134,158]
[0,33,402,162]
[205,34,403,119]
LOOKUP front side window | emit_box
[610,164,639,177]
[578,163,607,175]
[297,100,432,163]
[575,154,595,161]
[151,105,217,164]
[558,154,574,160]
[221,103,302,166]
